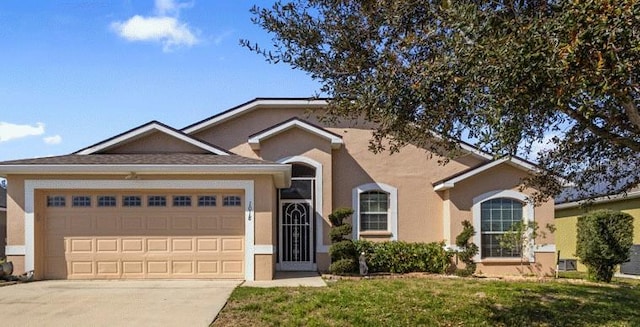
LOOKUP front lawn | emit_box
[213,276,640,326]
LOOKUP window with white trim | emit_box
[480,198,523,258]
[359,191,389,231]
[352,183,398,240]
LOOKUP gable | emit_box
[248,118,343,150]
[103,130,209,154]
[75,121,230,155]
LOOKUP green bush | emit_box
[329,240,357,260]
[329,258,358,275]
[455,220,478,277]
[576,209,634,282]
[329,224,352,243]
[328,207,356,275]
[354,240,453,274]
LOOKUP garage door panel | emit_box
[70,261,94,275]
[147,238,169,252]
[172,238,194,252]
[96,238,119,252]
[43,190,245,280]
[196,238,219,252]
[122,238,144,252]
[122,261,144,274]
[146,216,169,230]
[96,261,119,275]
[221,238,244,252]
[122,216,144,230]
[70,239,93,253]
[96,216,119,231]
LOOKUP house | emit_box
[0,98,556,281]
[0,184,6,258]
[555,189,640,275]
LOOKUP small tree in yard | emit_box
[328,208,357,274]
[576,210,634,283]
[498,221,555,272]
[455,220,478,277]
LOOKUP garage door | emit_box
[41,190,245,280]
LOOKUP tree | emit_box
[243,0,640,201]
[328,207,357,274]
[454,220,478,276]
[498,221,554,273]
[576,210,633,283]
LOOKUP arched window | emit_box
[480,198,523,258]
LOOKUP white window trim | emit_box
[276,156,328,253]
[352,183,398,240]
[472,190,535,262]
[21,179,257,281]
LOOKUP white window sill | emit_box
[359,231,393,237]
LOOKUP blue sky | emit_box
[0,0,320,161]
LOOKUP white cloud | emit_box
[0,122,45,142]
[111,0,199,52]
[154,0,193,16]
[43,135,62,145]
[213,30,234,45]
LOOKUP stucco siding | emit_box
[104,131,209,154]
[555,197,640,272]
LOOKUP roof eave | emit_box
[555,189,640,209]
[183,98,330,135]
[0,164,292,188]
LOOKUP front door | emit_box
[279,200,314,270]
[278,163,316,271]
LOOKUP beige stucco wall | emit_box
[4,173,277,279]
[555,197,640,272]
[104,131,209,154]
[192,106,488,272]
[447,164,556,276]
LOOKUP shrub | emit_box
[329,258,358,275]
[455,220,478,277]
[328,207,356,275]
[354,240,453,274]
[576,209,634,282]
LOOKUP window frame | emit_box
[71,195,92,208]
[97,195,117,207]
[46,195,66,207]
[352,183,398,240]
[472,190,534,262]
[198,195,217,207]
[172,195,192,207]
[122,195,142,207]
[223,195,242,207]
[147,195,167,207]
[358,191,390,232]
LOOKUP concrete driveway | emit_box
[0,279,241,327]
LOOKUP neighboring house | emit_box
[0,98,556,281]
[555,189,640,275]
[0,185,6,258]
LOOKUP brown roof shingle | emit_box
[0,153,278,166]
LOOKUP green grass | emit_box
[213,277,640,326]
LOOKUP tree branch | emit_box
[564,107,640,152]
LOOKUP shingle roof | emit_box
[0,153,276,166]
